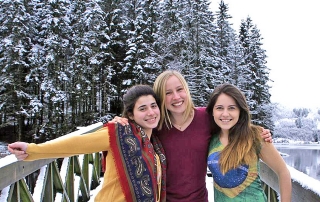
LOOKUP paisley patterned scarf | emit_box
[107,122,166,202]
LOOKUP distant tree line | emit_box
[0,0,272,142]
[272,106,320,142]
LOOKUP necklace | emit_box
[171,112,194,131]
[172,122,184,130]
[171,117,186,130]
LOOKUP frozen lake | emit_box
[275,143,320,181]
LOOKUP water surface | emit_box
[275,144,320,181]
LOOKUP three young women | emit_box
[114,70,273,201]
[8,85,166,202]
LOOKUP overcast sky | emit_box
[210,0,320,109]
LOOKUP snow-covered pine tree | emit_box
[122,0,161,87]
[214,1,246,90]
[32,0,74,139]
[239,17,273,129]
[0,0,36,141]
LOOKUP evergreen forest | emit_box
[0,0,273,142]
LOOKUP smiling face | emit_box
[213,93,240,134]
[129,95,160,136]
[164,75,188,115]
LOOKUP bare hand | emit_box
[109,116,129,126]
[7,142,29,161]
[261,129,272,143]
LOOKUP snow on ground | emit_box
[88,179,102,202]
[206,176,215,202]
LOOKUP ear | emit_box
[128,113,134,120]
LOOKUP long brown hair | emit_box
[206,83,262,174]
[153,70,195,130]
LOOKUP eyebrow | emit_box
[215,104,237,107]
[137,102,157,109]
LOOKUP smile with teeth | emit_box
[172,101,183,106]
[220,119,231,122]
[146,117,157,122]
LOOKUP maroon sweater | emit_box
[157,107,212,202]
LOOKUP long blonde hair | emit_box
[153,70,195,130]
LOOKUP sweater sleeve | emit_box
[25,127,110,161]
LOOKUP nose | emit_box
[147,107,155,115]
[172,91,180,99]
[222,109,229,116]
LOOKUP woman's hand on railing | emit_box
[109,116,129,126]
[7,142,28,161]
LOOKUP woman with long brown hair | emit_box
[8,85,167,202]
[206,83,291,201]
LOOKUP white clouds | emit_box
[210,0,320,109]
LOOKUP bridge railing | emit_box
[1,122,320,202]
[259,160,320,202]
[0,122,103,202]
